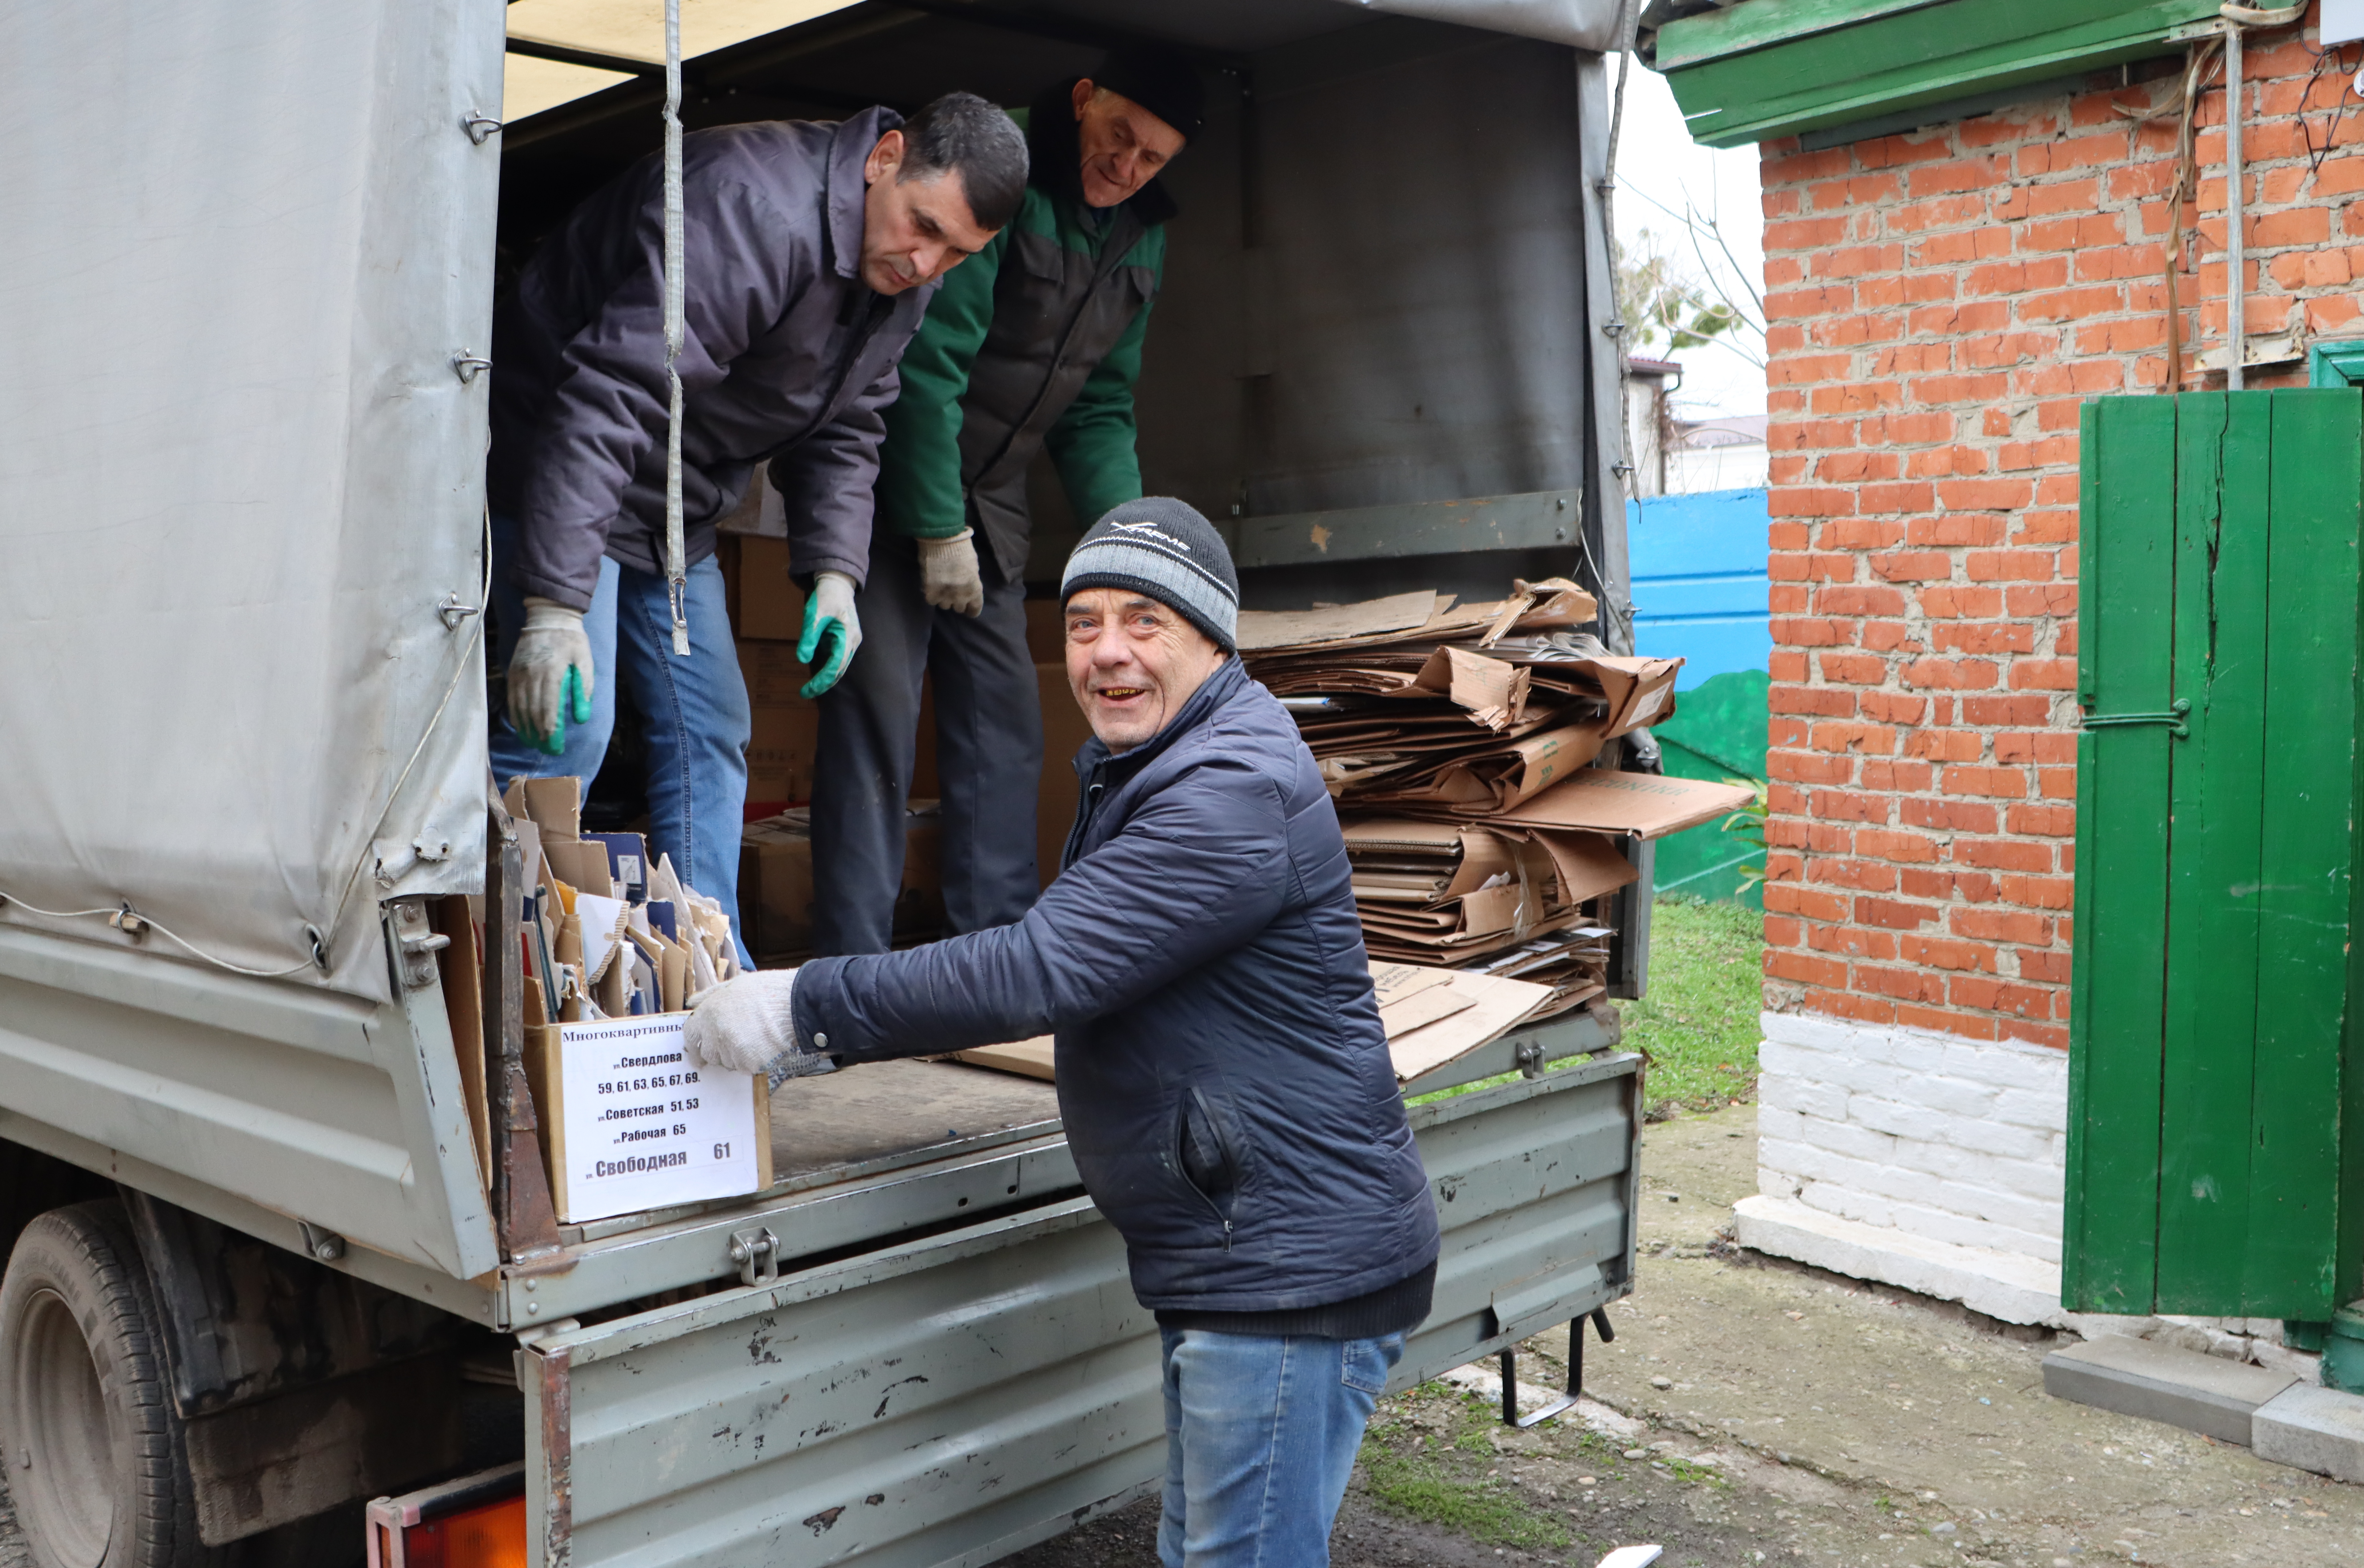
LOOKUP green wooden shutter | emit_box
[2064,389,2364,1319]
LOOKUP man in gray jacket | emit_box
[486,94,1026,954]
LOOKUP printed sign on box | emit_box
[530,1014,766,1223]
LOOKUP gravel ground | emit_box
[11,1102,2364,1567]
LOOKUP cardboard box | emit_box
[1036,663,1095,888]
[1025,597,1068,664]
[737,642,938,806]
[522,1014,770,1224]
[748,704,821,809]
[733,536,806,641]
[740,805,943,960]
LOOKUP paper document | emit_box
[545,1015,761,1223]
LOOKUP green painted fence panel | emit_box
[2065,390,2364,1319]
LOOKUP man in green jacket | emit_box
[810,46,1203,954]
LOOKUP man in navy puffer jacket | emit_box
[687,497,1439,1567]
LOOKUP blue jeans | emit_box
[488,515,753,965]
[1157,1328,1406,1568]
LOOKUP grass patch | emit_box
[1358,1392,1570,1551]
[1405,896,1767,1110]
[1621,896,1765,1113]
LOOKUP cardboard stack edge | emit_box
[1242,579,1755,1021]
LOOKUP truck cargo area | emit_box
[0,1,1646,1563]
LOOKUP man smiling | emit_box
[688,497,1441,1567]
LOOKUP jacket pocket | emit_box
[1171,1086,1244,1250]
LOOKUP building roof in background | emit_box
[1639,0,2226,149]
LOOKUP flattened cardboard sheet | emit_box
[1493,771,1759,839]
[950,1036,1057,1081]
[1237,590,1438,651]
[953,965,1550,1088]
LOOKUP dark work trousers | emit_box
[811,531,1044,955]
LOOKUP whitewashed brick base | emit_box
[1740,1009,2074,1324]
[1736,1009,2321,1380]
[1754,1009,2068,1258]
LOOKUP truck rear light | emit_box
[366,1462,526,1568]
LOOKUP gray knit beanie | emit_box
[1060,498,1239,653]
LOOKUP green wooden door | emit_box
[2064,390,2364,1319]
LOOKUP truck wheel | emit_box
[0,1201,210,1568]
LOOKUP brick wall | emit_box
[1755,11,2364,1049]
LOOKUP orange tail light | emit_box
[366,1463,527,1568]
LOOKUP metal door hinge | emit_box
[730,1226,780,1287]
[2081,698,2190,737]
[298,1222,345,1262]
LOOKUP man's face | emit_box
[1064,588,1226,752]
[1069,81,1187,209]
[859,130,997,294]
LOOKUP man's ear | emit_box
[863,127,906,187]
[1071,77,1095,122]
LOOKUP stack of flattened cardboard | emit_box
[1241,582,1756,1016]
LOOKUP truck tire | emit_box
[0,1200,211,1568]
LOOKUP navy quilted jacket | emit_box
[792,659,1441,1312]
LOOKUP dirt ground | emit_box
[8,1103,2363,1567]
[1001,1102,2364,1568]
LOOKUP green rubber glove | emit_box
[507,598,597,755]
[797,570,863,698]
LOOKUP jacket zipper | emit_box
[1187,1087,1238,1253]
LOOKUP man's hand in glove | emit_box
[507,597,596,755]
[797,570,864,698]
[684,968,839,1088]
[917,529,985,617]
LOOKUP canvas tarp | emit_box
[0,0,504,1001]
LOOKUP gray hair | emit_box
[899,91,1028,231]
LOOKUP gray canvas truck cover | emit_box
[0,0,504,1002]
[0,0,1626,1007]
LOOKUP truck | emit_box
[0,1,1652,1563]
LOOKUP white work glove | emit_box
[797,570,864,697]
[684,967,837,1087]
[917,529,985,617]
[506,597,595,755]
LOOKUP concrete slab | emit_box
[2255,1383,2364,1483]
[2041,1335,2296,1445]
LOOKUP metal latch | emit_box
[1515,1039,1548,1078]
[2081,698,2190,738]
[730,1226,780,1287]
[390,900,450,990]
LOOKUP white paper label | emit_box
[554,1015,759,1223]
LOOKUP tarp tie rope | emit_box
[661,0,691,655]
